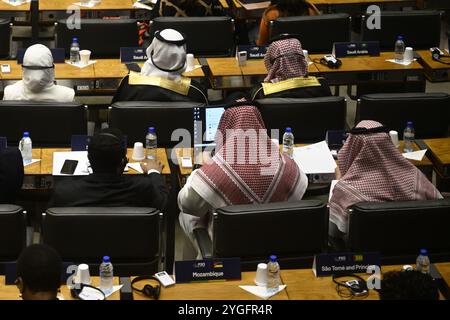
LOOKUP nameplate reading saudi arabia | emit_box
[175,258,241,283]
[333,41,380,58]
[312,252,381,277]
[237,45,268,59]
[120,47,148,63]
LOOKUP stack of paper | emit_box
[293,141,337,174]
[52,151,90,176]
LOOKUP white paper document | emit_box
[52,151,90,176]
[23,159,40,167]
[239,285,286,300]
[126,162,144,174]
[133,0,156,10]
[386,59,416,66]
[293,141,337,174]
[185,65,202,73]
[66,60,97,68]
[2,0,31,7]
[402,149,427,161]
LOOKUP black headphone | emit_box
[348,125,389,135]
[332,274,369,299]
[431,48,450,65]
[319,56,342,69]
[131,276,161,300]
[71,283,106,300]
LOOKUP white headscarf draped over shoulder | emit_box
[141,28,187,81]
[3,44,74,102]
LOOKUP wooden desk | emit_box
[207,57,319,89]
[423,138,450,179]
[23,149,42,175]
[417,50,450,82]
[39,148,171,175]
[39,0,135,11]
[0,1,30,11]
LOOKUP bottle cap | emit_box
[407,121,413,127]
[102,256,110,263]
[269,255,277,262]
[397,35,404,40]
[148,127,155,133]
[285,127,292,133]
[72,37,78,43]
[420,249,428,256]
[23,131,29,138]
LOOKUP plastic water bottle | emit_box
[70,37,80,64]
[395,35,405,62]
[145,127,157,160]
[18,132,32,164]
[416,249,430,274]
[282,127,294,159]
[266,255,281,293]
[99,256,114,295]
[403,121,415,153]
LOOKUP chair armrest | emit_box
[193,228,213,259]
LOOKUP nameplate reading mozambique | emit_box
[312,252,381,277]
[17,48,65,64]
[120,47,148,63]
[175,258,241,283]
[237,45,267,59]
[333,42,380,58]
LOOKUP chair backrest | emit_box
[150,17,235,57]
[0,101,87,147]
[270,14,351,53]
[0,205,26,262]
[356,93,450,139]
[348,199,450,263]
[361,10,442,50]
[56,19,138,58]
[213,200,328,270]
[0,19,10,59]
[109,101,203,148]
[42,207,161,276]
[257,97,347,143]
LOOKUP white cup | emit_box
[254,263,268,287]
[186,53,195,70]
[389,130,400,148]
[76,264,91,285]
[79,50,91,66]
[303,49,309,62]
[132,142,145,161]
[404,47,414,62]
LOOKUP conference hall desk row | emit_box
[174,140,435,187]
[0,59,204,96]
[1,262,449,300]
[22,147,171,189]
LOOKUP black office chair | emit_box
[269,14,351,53]
[109,101,204,148]
[346,199,450,264]
[355,93,450,139]
[150,17,235,57]
[0,19,11,59]
[0,205,28,269]
[42,207,162,276]
[361,10,442,50]
[0,101,87,147]
[257,97,347,143]
[194,200,328,270]
[55,19,138,58]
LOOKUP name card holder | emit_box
[175,258,241,283]
[312,252,381,277]
[237,45,268,59]
[120,47,148,63]
[333,41,380,58]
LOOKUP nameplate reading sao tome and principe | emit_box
[175,258,241,283]
[312,252,381,277]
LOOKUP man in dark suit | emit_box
[49,128,168,209]
[0,147,24,204]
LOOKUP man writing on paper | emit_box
[49,128,168,209]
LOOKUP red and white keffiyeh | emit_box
[329,120,442,233]
[264,38,308,83]
[190,103,306,208]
